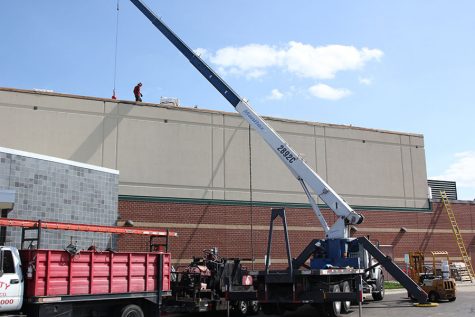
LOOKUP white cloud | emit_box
[247,69,267,79]
[358,77,372,85]
[267,89,284,100]
[308,84,351,100]
[285,42,382,79]
[432,151,475,188]
[202,42,383,80]
[209,44,283,78]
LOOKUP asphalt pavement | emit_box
[346,283,475,317]
[163,282,475,317]
[262,282,475,317]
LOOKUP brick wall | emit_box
[118,199,475,271]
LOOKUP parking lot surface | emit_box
[259,284,475,317]
[165,284,475,317]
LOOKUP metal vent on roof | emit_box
[428,180,457,200]
[160,97,180,107]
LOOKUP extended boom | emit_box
[129,0,363,239]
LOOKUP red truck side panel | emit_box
[20,250,170,297]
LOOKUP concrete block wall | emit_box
[0,147,119,250]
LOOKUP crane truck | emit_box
[128,1,431,316]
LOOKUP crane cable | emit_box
[111,0,120,99]
[249,125,255,270]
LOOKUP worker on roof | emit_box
[133,82,143,102]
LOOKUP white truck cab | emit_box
[0,247,24,313]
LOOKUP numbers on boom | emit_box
[276,145,297,163]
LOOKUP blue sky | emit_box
[1,1,474,200]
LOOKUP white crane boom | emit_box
[129,0,364,238]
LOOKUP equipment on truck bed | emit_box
[128,0,430,315]
[164,248,258,315]
[0,217,177,238]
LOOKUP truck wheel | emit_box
[233,300,248,316]
[119,304,144,317]
[428,291,440,302]
[341,281,351,313]
[324,284,342,317]
[372,275,384,301]
[247,300,260,315]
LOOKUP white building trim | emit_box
[0,146,119,175]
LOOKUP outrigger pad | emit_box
[414,302,439,307]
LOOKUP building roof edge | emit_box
[0,86,424,138]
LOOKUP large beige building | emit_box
[0,87,428,209]
[2,87,475,271]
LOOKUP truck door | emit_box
[0,248,23,312]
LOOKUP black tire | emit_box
[448,297,456,302]
[233,300,248,316]
[324,284,342,317]
[119,304,144,317]
[247,300,260,315]
[341,281,351,313]
[372,274,384,301]
[428,291,440,302]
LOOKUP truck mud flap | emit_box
[36,303,73,317]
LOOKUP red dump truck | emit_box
[0,218,174,317]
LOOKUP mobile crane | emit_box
[128,0,430,315]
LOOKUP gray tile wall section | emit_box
[0,151,118,250]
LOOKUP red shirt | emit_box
[134,85,141,96]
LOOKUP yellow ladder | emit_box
[440,191,474,282]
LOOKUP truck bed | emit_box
[20,249,170,298]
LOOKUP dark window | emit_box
[2,250,15,273]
